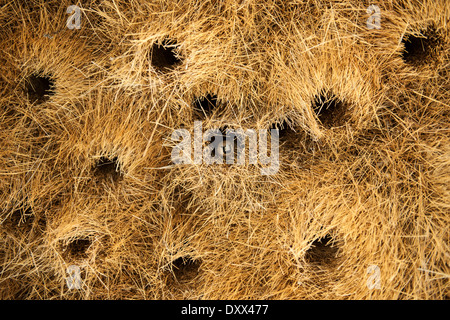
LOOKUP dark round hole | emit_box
[66,238,91,258]
[204,127,236,160]
[172,256,201,282]
[25,74,55,104]
[5,204,47,236]
[6,206,33,233]
[312,91,348,128]
[268,119,320,161]
[402,26,442,65]
[269,120,296,139]
[193,94,218,119]
[305,234,339,267]
[172,185,193,212]
[150,38,182,72]
[9,207,32,226]
[93,156,122,181]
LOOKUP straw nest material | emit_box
[0,0,449,299]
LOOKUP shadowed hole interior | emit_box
[171,186,197,216]
[207,127,236,158]
[269,120,297,140]
[5,205,46,234]
[268,120,320,161]
[193,94,218,119]
[9,207,33,226]
[172,256,201,282]
[313,91,348,128]
[93,156,122,181]
[402,26,442,65]
[66,238,91,258]
[150,38,182,72]
[6,206,34,234]
[25,73,55,104]
[305,234,339,267]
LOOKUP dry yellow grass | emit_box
[0,0,449,299]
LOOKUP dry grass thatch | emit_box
[0,0,449,299]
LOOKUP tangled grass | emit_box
[0,0,449,299]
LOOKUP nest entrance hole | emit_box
[193,94,219,120]
[25,73,55,104]
[65,238,91,259]
[312,91,348,128]
[269,120,297,140]
[402,26,443,65]
[171,256,201,282]
[5,206,46,235]
[150,38,182,72]
[305,234,339,267]
[93,156,122,181]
